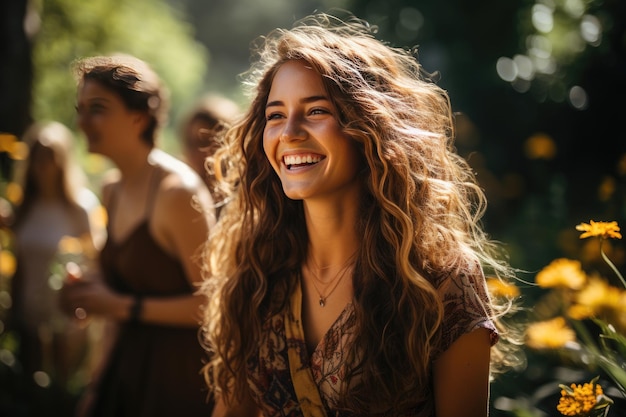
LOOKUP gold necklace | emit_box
[306,252,356,307]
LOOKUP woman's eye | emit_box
[266,113,282,121]
[86,105,105,115]
[310,108,329,116]
[76,103,106,117]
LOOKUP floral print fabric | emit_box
[246,270,498,416]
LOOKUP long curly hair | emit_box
[200,12,522,414]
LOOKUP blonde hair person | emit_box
[9,120,103,415]
[201,12,522,417]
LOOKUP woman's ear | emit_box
[131,111,150,136]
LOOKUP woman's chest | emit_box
[247,304,357,414]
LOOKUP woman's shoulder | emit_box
[149,149,215,215]
[148,149,215,249]
[149,149,204,191]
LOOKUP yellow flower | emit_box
[5,182,23,205]
[0,133,17,152]
[557,380,603,416]
[576,220,622,240]
[486,277,520,298]
[536,258,587,290]
[568,277,623,319]
[0,249,16,277]
[567,304,595,321]
[525,317,576,349]
[8,140,29,161]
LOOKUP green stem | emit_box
[600,239,626,289]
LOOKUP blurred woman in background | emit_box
[62,53,216,417]
[178,93,240,218]
[9,120,104,416]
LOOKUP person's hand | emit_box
[59,263,119,320]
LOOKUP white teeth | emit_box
[284,154,321,166]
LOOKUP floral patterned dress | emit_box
[246,269,498,417]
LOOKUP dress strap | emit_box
[144,165,162,218]
[104,165,162,232]
[104,183,120,233]
[284,275,328,417]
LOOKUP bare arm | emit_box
[152,172,215,288]
[139,174,215,326]
[432,328,493,417]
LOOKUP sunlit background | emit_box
[1,0,625,416]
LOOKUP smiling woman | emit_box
[200,12,523,417]
[263,60,362,202]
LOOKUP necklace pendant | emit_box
[319,298,326,307]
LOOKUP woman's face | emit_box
[30,145,61,190]
[263,60,362,202]
[75,79,145,157]
[183,118,218,181]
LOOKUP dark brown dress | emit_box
[90,168,212,417]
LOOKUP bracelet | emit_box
[129,296,143,323]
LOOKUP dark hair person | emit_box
[62,54,216,417]
[178,93,240,216]
[201,12,522,417]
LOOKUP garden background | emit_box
[0,0,625,416]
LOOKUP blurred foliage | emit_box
[164,0,350,99]
[347,0,615,103]
[31,0,209,156]
[347,0,626,269]
[509,0,609,101]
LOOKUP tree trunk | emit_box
[0,0,33,178]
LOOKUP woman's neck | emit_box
[115,146,153,186]
[303,196,360,268]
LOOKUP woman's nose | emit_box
[279,117,306,142]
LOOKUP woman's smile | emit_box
[263,60,361,201]
[283,152,325,170]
